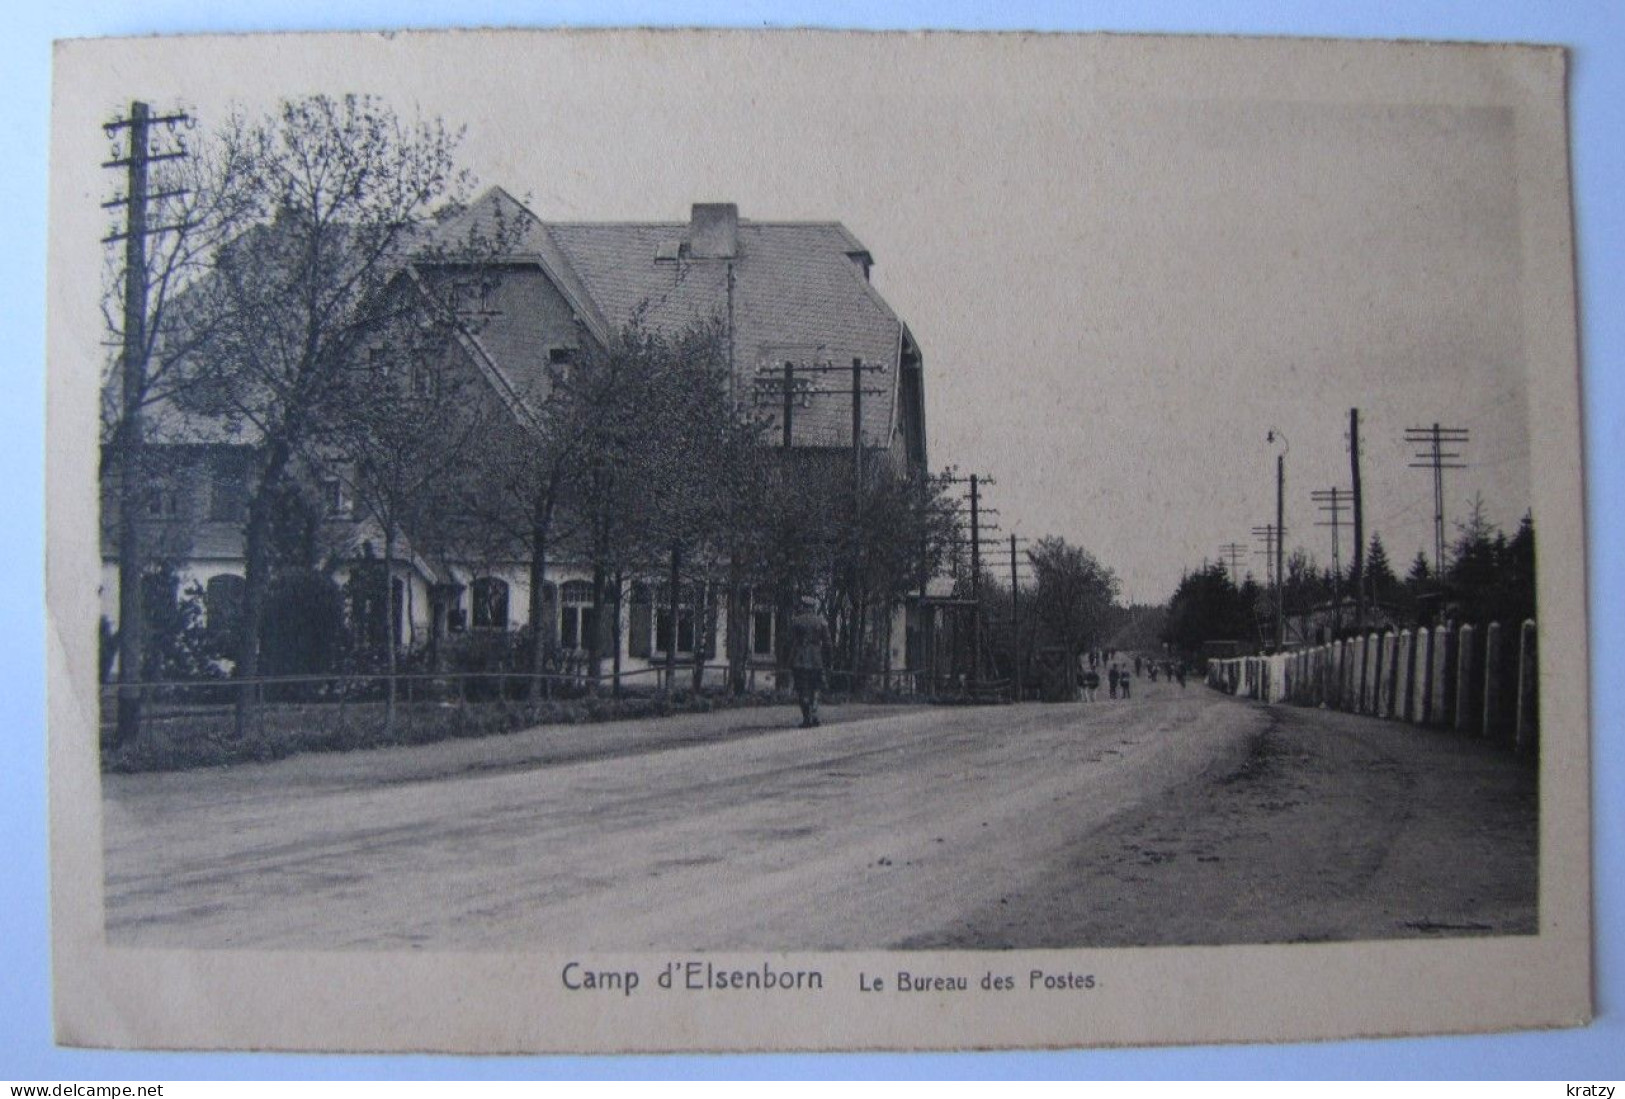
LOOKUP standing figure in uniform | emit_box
[788,594,832,728]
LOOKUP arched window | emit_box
[560,580,596,650]
[746,587,778,658]
[652,582,714,658]
[205,574,246,635]
[471,577,510,630]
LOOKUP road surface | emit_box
[102,678,1536,950]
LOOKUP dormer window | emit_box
[548,346,578,368]
[455,279,501,316]
[410,359,438,398]
[144,487,180,519]
[320,477,349,518]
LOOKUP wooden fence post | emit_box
[1515,619,1538,753]
[1455,623,1477,733]
[1481,621,1503,741]
[1393,630,1411,720]
[1421,626,1436,724]
[1378,630,1391,715]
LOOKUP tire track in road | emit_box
[906,692,1536,948]
[105,689,1263,949]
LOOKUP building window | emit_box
[320,478,348,518]
[205,574,246,635]
[209,454,250,522]
[650,582,716,659]
[139,570,177,628]
[653,582,693,657]
[410,357,438,399]
[752,608,777,658]
[559,580,597,650]
[628,583,653,658]
[144,487,180,519]
[455,279,500,316]
[740,587,777,658]
[471,577,510,631]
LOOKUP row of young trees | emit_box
[957,535,1124,687]
[103,94,963,743]
[1163,502,1537,657]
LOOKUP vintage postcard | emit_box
[46,29,1590,1052]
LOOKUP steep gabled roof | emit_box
[417,187,612,343]
[426,189,907,450]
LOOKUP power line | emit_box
[1405,423,1470,575]
[1311,487,1350,633]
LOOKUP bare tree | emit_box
[172,94,483,734]
[324,309,495,730]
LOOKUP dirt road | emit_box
[101,679,1536,950]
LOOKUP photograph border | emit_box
[9,0,1621,1078]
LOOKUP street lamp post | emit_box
[1266,428,1288,652]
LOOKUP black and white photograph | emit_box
[46,28,1591,1053]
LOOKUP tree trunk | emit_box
[726,558,747,696]
[233,491,273,736]
[588,559,606,695]
[692,579,707,694]
[233,438,297,737]
[526,497,552,701]
[427,584,446,675]
[611,571,624,698]
[383,525,398,734]
[665,542,681,693]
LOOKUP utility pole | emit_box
[1005,532,1032,701]
[852,357,865,484]
[944,472,1000,696]
[759,356,884,678]
[1312,486,1350,635]
[969,474,982,695]
[104,100,189,747]
[1251,525,1279,588]
[780,359,795,449]
[1252,522,1283,648]
[1010,533,1020,701]
[1276,450,1286,650]
[1265,428,1288,652]
[758,356,883,454]
[1218,542,1248,588]
[1405,423,1470,576]
[1349,408,1365,630]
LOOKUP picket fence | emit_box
[1204,619,1538,752]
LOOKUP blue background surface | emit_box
[4,1,1619,1080]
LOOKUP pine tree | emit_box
[1406,550,1431,585]
[1365,533,1399,609]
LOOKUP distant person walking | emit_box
[1108,665,1120,699]
[1121,667,1132,699]
[788,594,832,729]
[1134,655,1143,678]
[1083,667,1100,702]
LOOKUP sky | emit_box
[60,31,1537,605]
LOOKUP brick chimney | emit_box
[689,203,738,259]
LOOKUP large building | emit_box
[101,188,929,682]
